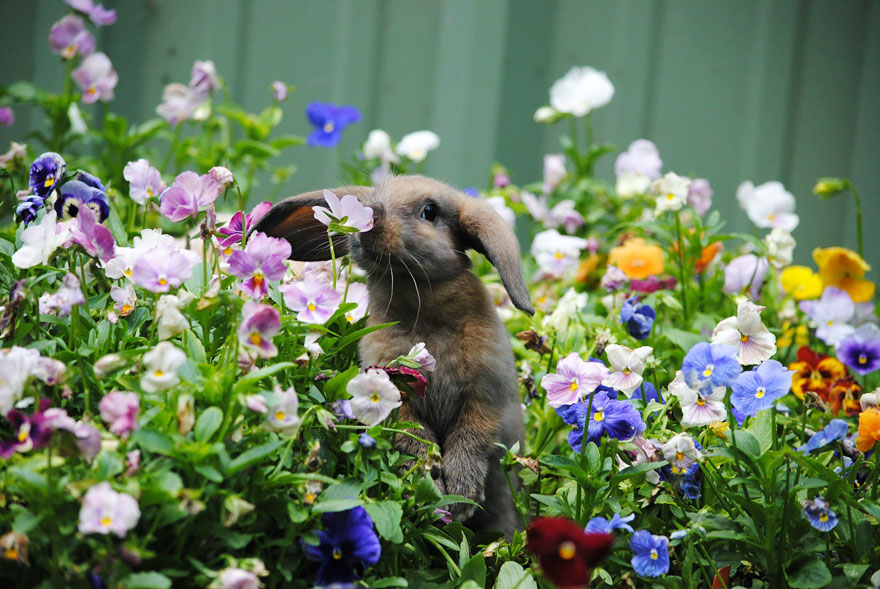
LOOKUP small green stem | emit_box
[674,211,689,324]
[845,179,864,259]
[502,461,529,530]
[424,535,461,577]
[575,391,596,523]
[78,256,91,314]
[328,233,337,289]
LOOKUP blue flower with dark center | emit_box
[621,296,655,340]
[802,497,838,532]
[630,530,669,577]
[797,419,849,454]
[731,359,794,417]
[306,102,362,148]
[559,391,645,452]
[585,512,635,534]
[303,506,381,585]
[54,180,110,222]
[16,195,46,226]
[681,342,742,388]
[837,331,880,375]
[29,152,66,199]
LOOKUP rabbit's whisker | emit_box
[400,256,421,328]
[405,252,433,296]
[383,253,395,316]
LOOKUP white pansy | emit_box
[668,371,727,428]
[736,181,799,231]
[662,433,702,474]
[764,228,796,269]
[652,172,691,215]
[264,385,301,436]
[347,369,402,426]
[602,344,652,397]
[485,196,515,228]
[363,129,399,163]
[12,211,71,269]
[140,342,186,392]
[396,131,440,162]
[711,300,777,365]
[549,66,614,117]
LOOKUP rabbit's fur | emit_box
[253,175,533,538]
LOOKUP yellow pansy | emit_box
[813,247,875,303]
[777,322,809,349]
[780,265,823,300]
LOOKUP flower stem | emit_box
[328,233,337,289]
[674,211,689,324]
[845,179,864,259]
[575,391,597,524]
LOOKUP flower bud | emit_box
[813,177,848,198]
[223,495,255,527]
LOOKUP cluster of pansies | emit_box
[2,4,880,587]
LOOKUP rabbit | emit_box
[251,175,534,538]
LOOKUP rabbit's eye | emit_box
[420,203,439,222]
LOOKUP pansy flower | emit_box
[110,284,136,317]
[736,180,799,231]
[341,282,370,324]
[541,353,609,408]
[780,265,824,300]
[49,14,95,59]
[228,232,291,299]
[558,390,645,451]
[238,302,281,358]
[662,433,702,474]
[156,83,208,126]
[264,386,301,436]
[802,497,838,532]
[687,178,713,215]
[608,238,664,280]
[711,300,776,365]
[731,360,794,417]
[836,324,880,375]
[548,66,614,117]
[722,254,769,300]
[132,249,195,293]
[799,286,856,346]
[39,273,85,317]
[63,204,115,262]
[788,346,848,401]
[78,482,140,537]
[602,344,652,397]
[0,399,53,458]
[65,0,117,26]
[140,342,186,393]
[668,370,727,428]
[313,189,374,233]
[159,171,220,222]
[856,407,880,452]
[797,419,848,454]
[123,159,164,205]
[630,531,670,578]
[29,152,66,199]
[620,296,655,341]
[305,102,361,148]
[12,211,72,269]
[530,229,589,279]
[281,275,342,324]
[98,391,139,438]
[217,201,273,251]
[585,512,635,535]
[346,369,402,427]
[827,376,862,416]
[526,517,613,589]
[54,179,110,222]
[614,139,662,197]
[651,172,691,215]
[395,130,440,162]
[303,506,381,586]
[72,53,118,103]
[189,59,219,94]
[813,246,874,303]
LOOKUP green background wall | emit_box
[2,0,878,273]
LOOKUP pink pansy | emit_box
[228,232,291,299]
[125,450,141,476]
[602,344,652,398]
[723,254,769,300]
[546,200,584,234]
[541,353,610,408]
[43,408,101,461]
[313,189,374,233]
[156,83,208,126]
[217,201,273,250]
[209,166,234,190]
[159,171,221,222]
[238,302,281,358]
[78,482,140,537]
[245,395,268,414]
[132,250,195,293]
[39,274,85,317]
[98,391,139,438]
[65,0,117,25]
[63,205,116,262]
[615,139,662,197]
[123,159,164,205]
[72,53,118,104]
[0,107,13,127]
[48,15,95,59]
[281,275,342,324]
[216,568,260,589]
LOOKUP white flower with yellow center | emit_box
[661,433,702,474]
[347,369,402,427]
[651,172,691,216]
[668,371,727,428]
[264,385,302,437]
[396,130,440,163]
[602,344,652,397]
[711,300,777,365]
[140,342,186,393]
[548,66,614,117]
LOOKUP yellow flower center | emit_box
[223,247,234,256]
[87,87,96,96]
[346,314,355,322]
[650,548,659,560]
[158,277,168,286]
[253,272,264,286]
[332,547,343,559]
[859,354,867,364]
[676,451,684,462]
[249,333,263,346]
[154,370,165,378]
[827,320,833,326]
[558,541,576,560]
[594,411,604,422]
[696,398,706,406]
[370,391,381,403]
[305,492,315,504]
[62,46,75,59]
[307,302,317,312]
[740,334,749,343]
[703,365,714,377]
[411,149,425,161]
[755,388,765,399]
[100,516,113,527]
[147,188,154,197]
[274,411,286,421]
[768,213,776,221]
[819,513,828,522]
[666,193,676,201]
[623,368,632,376]
[324,122,335,133]
[554,252,564,260]
[121,304,132,314]
[4,548,18,561]
[124,268,133,277]
[17,427,28,443]
[569,380,578,392]
[45,177,55,188]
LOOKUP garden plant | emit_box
[1,3,880,588]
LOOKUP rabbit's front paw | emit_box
[444,481,484,522]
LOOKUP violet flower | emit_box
[306,102,362,148]
[49,15,95,59]
[723,254,769,300]
[541,353,609,408]
[159,171,220,221]
[272,81,288,102]
[687,178,713,216]
[800,287,856,346]
[228,232,292,299]
[72,53,118,103]
[209,166,234,190]
[44,408,100,461]
[39,274,85,317]
[559,390,645,451]
[620,297,655,341]
[238,302,281,358]
[16,196,44,226]
[631,276,677,294]
[110,284,136,316]
[731,360,795,417]
[281,275,342,324]
[217,202,273,250]
[98,391,139,438]
[65,0,117,26]
[29,152,66,199]
[123,159,164,205]
[54,179,110,222]
[190,60,219,93]
[837,324,880,375]
[132,250,195,293]
[0,106,14,126]
[78,482,140,537]
[614,139,662,197]
[155,83,208,126]
[64,204,115,261]
[0,400,53,458]
[313,189,374,233]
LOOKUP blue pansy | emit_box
[585,512,635,535]
[802,497,838,532]
[681,342,742,388]
[358,432,376,449]
[630,530,669,577]
[16,195,45,226]
[75,170,107,192]
[29,152,66,199]
[797,419,849,454]
[303,506,381,585]
[54,180,110,222]
[679,463,702,500]
[306,101,362,148]
[621,296,655,340]
[462,187,479,197]
[731,360,794,417]
[634,381,663,405]
[560,391,645,452]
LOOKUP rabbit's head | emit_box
[251,175,534,315]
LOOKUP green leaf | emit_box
[312,499,363,513]
[786,558,831,589]
[323,364,360,399]
[369,578,408,588]
[226,439,284,475]
[664,328,705,351]
[730,430,761,459]
[609,461,667,486]
[194,464,223,483]
[332,321,396,351]
[494,562,537,589]
[745,409,773,454]
[133,429,174,455]
[460,554,487,586]
[194,407,224,442]
[232,362,294,394]
[120,571,172,589]
[235,139,280,158]
[364,501,404,543]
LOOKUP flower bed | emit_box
[1,4,880,589]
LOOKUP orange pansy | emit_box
[856,407,880,452]
[608,238,664,280]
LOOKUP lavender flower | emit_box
[98,391,139,438]
[0,106,14,127]
[358,433,377,448]
[600,265,629,292]
[217,202,273,250]
[559,390,645,451]
[190,60,219,93]
[159,171,221,222]
[44,409,100,461]
[585,512,635,535]
[347,369,402,426]
[49,15,95,59]
[215,568,260,589]
[731,360,794,417]
[621,297,655,341]
[132,250,194,293]
[802,497,838,532]
[836,324,880,375]
[723,254,769,300]
[687,178,713,215]
[29,152,66,199]
[39,274,85,317]
[72,53,118,103]
[681,342,742,388]
[156,83,207,126]
[238,302,281,358]
[530,229,589,279]
[306,102,362,148]
[543,154,566,194]
[797,419,849,454]
[228,232,291,299]
[313,189,374,233]
[342,282,370,323]
[78,482,140,537]
[110,284,136,316]
[123,159,164,205]
[271,81,288,102]
[541,353,609,408]
[282,275,342,324]
[65,0,117,26]
[614,139,662,197]
[546,200,585,234]
[16,196,46,227]
[799,286,856,346]
[64,205,116,262]
[0,400,53,458]
[668,371,727,428]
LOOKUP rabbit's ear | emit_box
[458,198,534,315]
[249,186,373,261]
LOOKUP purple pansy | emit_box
[282,275,343,324]
[159,171,220,222]
[303,506,381,586]
[541,353,609,408]
[558,391,645,451]
[797,419,849,454]
[39,273,85,317]
[228,232,292,299]
[65,0,117,26]
[0,399,54,458]
[190,60,219,94]
[217,202,273,250]
[131,250,195,293]
[688,178,713,216]
[64,204,116,261]
[836,324,880,375]
[98,391,139,438]
[16,196,45,226]
[238,302,282,358]
[49,15,95,59]
[621,296,655,341]
[54,179,110,222]
[44,408,101,461]
[29,152,66,199]
[0,106,14,127]
[306,102,362,148]
[123,159,164,205]
[272,81,288,102]
[156,83,208,126]
[585,512,635,535]
[630,531,670,578]
[723,254,769,300]
[72,53,118,104]
[731,359,795,417]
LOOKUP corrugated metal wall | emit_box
[2,0,878,272]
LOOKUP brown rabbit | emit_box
[252,175,533,537]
